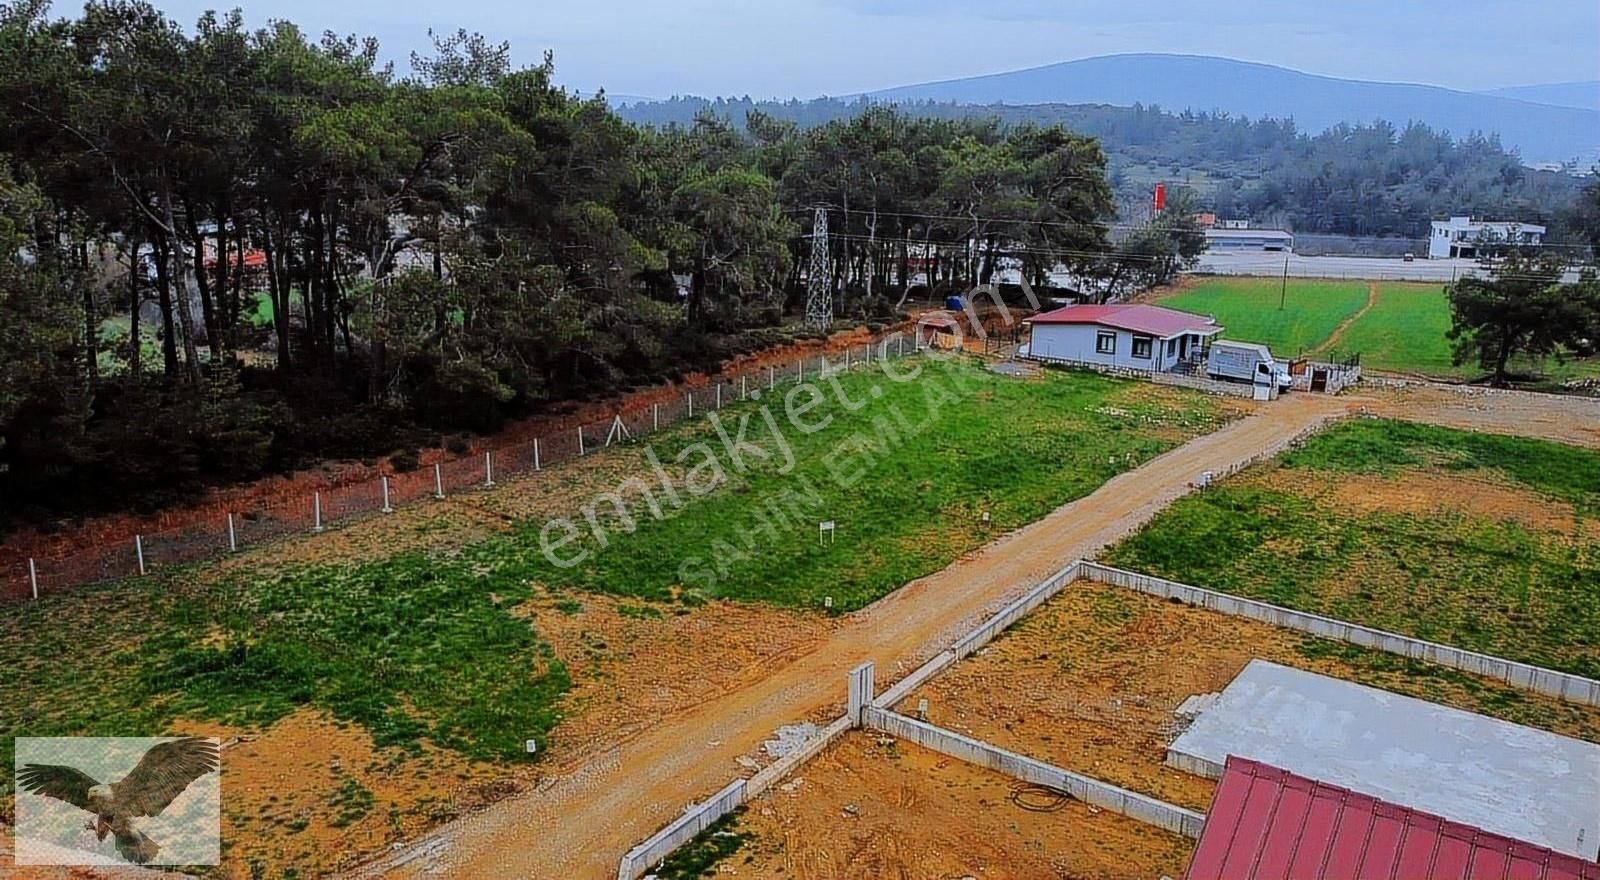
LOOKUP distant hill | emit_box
[859,54,1598,165]
[1478,81,1600,113]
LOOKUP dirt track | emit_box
[351,383,1598,880]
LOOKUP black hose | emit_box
[1009,781,1072,813]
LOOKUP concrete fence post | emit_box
[484,452,495,488]
[381,477,393,514]
[687,393,694,419]
[534,438,542,471]
[29,557,38,600]
[579,426,587,456]
[227,513,238,550]
[845,348,851,371]
[652,404,659,431]
[741,376,747,400]
[797,359,803,383]
[769,366,775,391]
[312,492,324,533]
[135,534,147,575]
[847,662,876,727]
[434,463,445,500]
[716,384,722,409]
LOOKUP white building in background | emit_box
[1428,217,1546,259]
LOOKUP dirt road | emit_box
[351,382,1597,880]
[350,393,1352,880]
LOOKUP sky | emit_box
[145,0,1600,99]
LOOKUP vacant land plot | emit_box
[1106,418,1600,678]
[1157,277,1370,357]
[0,359,1231,877]
[897,580,1600,818]
[677,733,1195,880]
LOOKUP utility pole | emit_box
[1279,253,1290,311]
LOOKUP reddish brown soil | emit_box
[734,732,1194,880]
[904,581,1600,816]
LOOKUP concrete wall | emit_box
[877,561,1082,710]
[862,707,1206,838]
[1080,562,1600,708]
[1151,370,1257,398]
[616,778,748,880]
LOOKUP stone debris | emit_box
[761,722,820,758]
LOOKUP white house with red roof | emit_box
[1022,303,1224,373]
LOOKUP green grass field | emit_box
[1159,278,1600,386]
[1157,278,1371,358]
[1105,419,1600,679]
[0,358,1228,787]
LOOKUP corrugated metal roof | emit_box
[1028,303,1220,338]
[1187,757,1600,880]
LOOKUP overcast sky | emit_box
[147,0,1600,98]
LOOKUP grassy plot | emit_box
[1,357,1228,805]
[1105,419,1600,678]
[1334,283,1458,375]
[469,358,1232,610]
[1157,278,1369,357]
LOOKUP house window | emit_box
[1132,336,1153,359]
[1166,339,1178,357]
[1096,331,1116,355]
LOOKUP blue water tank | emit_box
[945,295,965,311]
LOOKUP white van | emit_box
[1207,341,1293,391]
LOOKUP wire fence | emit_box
[2,333,931,603]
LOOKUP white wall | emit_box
[1029,324,1178,371]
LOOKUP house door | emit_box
[1311,369,1328,392]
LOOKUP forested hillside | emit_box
[1,2,1206,525]
[621,97,1592,240]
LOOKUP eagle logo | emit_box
[17,736,220,865]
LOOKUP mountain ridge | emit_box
[853,54,1597,164]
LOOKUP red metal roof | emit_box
[1187,757,1600,880]
[1028,303,1219,338]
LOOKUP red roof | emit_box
[1028,303,1219,338]
[1187,757,1600,880]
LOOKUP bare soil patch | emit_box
[734,732,1193,880]
[900,581,1600,816]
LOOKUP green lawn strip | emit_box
[2,358,1224,805]
[649,809,751,879]
[1105,420,1600,678]
[1158,278,1370,357]
[471,358,1228,610]
[1333,283,1459,375]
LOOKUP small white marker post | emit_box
[484,452,495,488]
[917,698,929,720]
[741,376,747,400]
[716,384,722,409]
[434,463,445,500]
[769,366,775,392]
[824,596,833,610]
[312,492,324,533]
[135,535,147,576]
[687,393,694,419]
[227,513,238,550]
[819,520,836,546]
[381,477,393,513]
[578,426,586,456]
[845,348,851,371]
[653,403,659,431]
[898,336,905,357]
[533,438,542,471]
[28,557,39,600]
[525,739,538,755]
[798,359,804,383]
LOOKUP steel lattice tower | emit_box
[804,207,833,328]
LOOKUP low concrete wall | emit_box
[877,561,1081,710]
[1151,370,1258,399]
[1080,562,1600,708]
[863,707,1205,838]
[747,716,853,797]
[617,778,748,880]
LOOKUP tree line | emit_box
[621,97,1594,244]
[1,2,1208,525]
